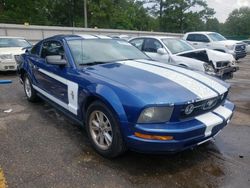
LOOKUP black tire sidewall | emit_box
[86,101,126,158]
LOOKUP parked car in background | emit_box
[129,36,238,78]
[0,36,32,71]
[183,32,247,60]
[111,35,131,41]
[242,40,250,53]
[16,34,234,158]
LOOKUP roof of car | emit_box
[185,31,215,35]
[130,36,178,40]
[45,34,112,41]
[0,36,25,39]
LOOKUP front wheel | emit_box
[23,74,39,102]
[86,101,126,158]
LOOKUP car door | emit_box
[186,34,210,49]
[142,38,170,62]
[30,40,78,115]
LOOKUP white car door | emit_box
[186,34,211,49]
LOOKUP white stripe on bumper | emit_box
[195,105,233,137]
[195,112,223,137]
[213,105,233,120]
[121,60,218,100]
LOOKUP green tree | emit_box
[0,0,50,24]
[223,7,250,36]
[205,18,220,32]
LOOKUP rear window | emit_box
[186,34,209,43]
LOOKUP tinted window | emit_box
[186,34,210,42]
[130,39,144,50]
[0,38,31,48]
[67,39,149,66]
[143,38,163,53]
[41,41,64,58]
[30,44,40,56]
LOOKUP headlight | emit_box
[0,54,12,60]
[137,106,173,123]
[231,60,236,66]
[225,45,235,50]
[203,63,215,72]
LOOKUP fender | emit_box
[81,83,129,123]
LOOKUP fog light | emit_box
[134,132,173,141]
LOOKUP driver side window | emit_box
[143,38,163,53]
[41,41,64,59]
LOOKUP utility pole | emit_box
[84,0,88,28]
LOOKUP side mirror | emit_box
[157,48,167,55]
[46,55,67,66]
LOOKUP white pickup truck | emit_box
[183,32,247,60]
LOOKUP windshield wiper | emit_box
[78,61,109,66]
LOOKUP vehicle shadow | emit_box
[0,71,17,78]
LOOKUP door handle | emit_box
[31,64,38,70]
[193,43,198,45]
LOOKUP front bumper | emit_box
[0,60,17,71]
[124,100,234,153]
[229,50,247,59]
[209,66,235,79]
[235,51,247,59]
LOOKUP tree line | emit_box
[0,0,250,38]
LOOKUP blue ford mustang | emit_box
[17,35,235,158]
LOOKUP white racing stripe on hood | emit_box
[120,61,218,100]
[138,60,227,95]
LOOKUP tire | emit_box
[23,73,39,102]
[85,101,127,158]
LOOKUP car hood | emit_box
[84,59,229,104]
[176,48,235,63]
[0,47,25,55]
[171,55,205,65]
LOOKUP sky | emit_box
[206,0,250,23]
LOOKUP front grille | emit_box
[0,54,12,60]
[4,66,15,70]
[216,61,230,68]
[235,44,246,52]
[180,92,228,120]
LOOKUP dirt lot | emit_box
[0,56,250,188]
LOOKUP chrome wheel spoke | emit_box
[105,126,112,132]
[99,133,105,145]
[104,132,112,146]
[91,120,100,129]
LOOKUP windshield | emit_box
[161,38,194,54]
[0,38,32,48]
[207,33,226,41]
[67,39,149,66]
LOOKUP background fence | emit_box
[0,23,183,43]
